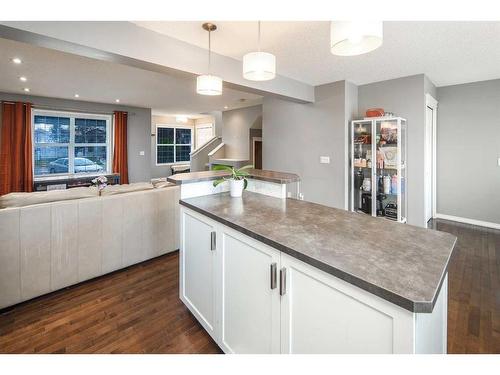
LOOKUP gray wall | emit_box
[222,105,262,160]
[358,74,433,227]
[436,79,500,224]
[263,81,348,208]
[0,92,152,183]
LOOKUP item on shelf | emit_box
[376,193,386,216]
[377,149,384,169]
[381,147,398,169]
[362,177,372,192]
[354,170,364,189]
[384,112,395,117]
[361,193,372,214]
[367,159,372,168]
[391,174,398,194]
[365,108,385,117]
[353,158,367,168]
[380,122,398,144]
[384,202,398,220]
[383,175,391,194]
[354,134,371,144]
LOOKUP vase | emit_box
[230,179,245,198]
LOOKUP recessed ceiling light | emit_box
[23,88,30,92]
[224,106,228,109]
[115,99,120,103]
[74,94,80,98]
[19,76,27,82]
[12,58,22,64]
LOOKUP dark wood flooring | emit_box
[0,252,222,354]
[429,219,499,353]
[0,219,498,353]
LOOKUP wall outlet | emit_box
[320,156,330,164]
[139,151,145,156]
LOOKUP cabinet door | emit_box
[280,253,414,354]
[218,228,280,353]
[180,208,217,339]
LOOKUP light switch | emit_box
[139,151,145,156]
[320,156,330,164]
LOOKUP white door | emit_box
[180,208,217,339]
[425,95,438,223]
[280,253,414,354]
[218,228,281,353]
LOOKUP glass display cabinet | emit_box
[350,117,407,223]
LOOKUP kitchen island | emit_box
[176,172,456,354]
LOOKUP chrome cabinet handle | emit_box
[280,267,286,296]
[270,263,277,289]
[210,231,216,251]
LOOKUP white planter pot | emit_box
[230,179,245,197]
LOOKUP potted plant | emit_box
[212,165,253,197]
[91,175,108,195]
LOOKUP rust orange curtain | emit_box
[0,102,33,196]
[112,111,129,184]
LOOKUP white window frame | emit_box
[32,109,112,180]
[156,124,193,166]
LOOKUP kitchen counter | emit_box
[180,191,456,313]
[168,169,300,185]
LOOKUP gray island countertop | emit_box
[180,192,457,313]
[168,169,300,185]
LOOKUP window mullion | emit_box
[69,116,75,174]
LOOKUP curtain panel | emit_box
[112,111,129,184]
[0,102,33,196]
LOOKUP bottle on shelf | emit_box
[391,174,398,194]
[383,175,391,194]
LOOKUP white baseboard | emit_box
[435,213,500,230]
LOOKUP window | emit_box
[156,125,193,164]
[33,110,111,177]
[195,123,214,149]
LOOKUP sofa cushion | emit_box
[0,187,98,209]
[100,182,154,196]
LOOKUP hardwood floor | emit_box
[0,251,222,354]
[429,219,499,354]
[0,219,498,353]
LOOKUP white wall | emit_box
[436,79,500,225]
[222,105,262,160]
[263,81,348,208]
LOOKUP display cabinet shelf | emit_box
[350,117,407,223]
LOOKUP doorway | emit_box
[425,94,438,223]
[252,137,262,169]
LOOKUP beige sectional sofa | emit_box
[0,184,180,309]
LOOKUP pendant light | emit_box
[243,21,276,81]
[330,21,383,56]
[197,23,223,96]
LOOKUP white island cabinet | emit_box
[180,205,448,354]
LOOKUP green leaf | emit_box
[213,179,225,187]
[243,178,248,190]
[212,164,234,172]
[237,165,254,173]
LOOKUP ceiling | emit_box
[133,21,500,87]
[0,37,262,116]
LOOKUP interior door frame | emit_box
[425,94,438,220]
[252,137,262,169]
